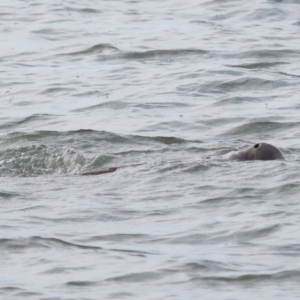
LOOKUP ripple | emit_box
[191,270,300,284]
[216,77,287,92]
[0,236,103,251]
[226,62,288,69]
[62,43,118,56]
[106,271,163,283]
[0,191,19,199]
[66,281,98,286]
[238,49,299,59]
[222,121,300,136]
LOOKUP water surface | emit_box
[1,0,300,299]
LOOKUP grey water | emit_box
[1,0,300,299]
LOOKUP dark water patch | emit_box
[72,101,127,112]
[191,270,300,284]
[30,212,130,223]
[236,224,281,242]
[13,101,33,107]
[238,49,299,59]
[0,191,19,199]
[0,114,57,131]
[77,8,102,13]
[0,287,22,291]
[182,163,210,173]
[60,46,208,62]
[72,90,107,98]
[0,236,103,251]
[168,233,208,245]
[247,8,287,20]
[66,281,98,287]
[226,62,288,69]
[111,248,156,257]
[142,121,194,133]
[181,260,234,273]
[195,195,255,206]
[0,81,30,87]
[42,266,89,275]
[56,6,102,14]
[274,244,300,257]
[134,101,190,109]
[277,182,300,194]
[39,87,75,95]
[7,51,38,58]
[202,117,244,127]
[278,71,300,78]
[177,77,286,96]
[109,292,135,299]
[212,96,259,106]
[38,297,61,300]
[60,43,119,56]
[78,233,149,243]
[151,136,186,145]
[12,205,47,212]
[216,77,287,92]
[14,291,43,297]
[222,121,300,136]
[271,0,300,3]
[32,28,63,35]
[123,49,208,61]
[167,224,280,245]
[106,271,163,283]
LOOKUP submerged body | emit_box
[81,143,284,176]
[228,142,284,161]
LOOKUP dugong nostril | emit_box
[254,143,260,149]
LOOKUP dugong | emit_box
[81,143,284,176]
[228,142,284,161]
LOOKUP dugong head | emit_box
[229,143,284,161]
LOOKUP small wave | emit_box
[181,260,234,273]
[238,49,298,59]
[123,49,208,60]
[106,271,163,283]
[71,101,127,112]
[222,121,300,136]
[0,236,103,251]
[0,114,56,131]
[216,77,287,92]
[39,87,75,95]
[190,270,300,284]
[0,191,20,199]
[58,44,208,62]
[134,101,190,109]
[0,130,203,176]
[49,6,102,14]
[78,233,148,243]
[177,77,287,96]
[72,90,107,98]
[226,62,288,69]
[60,43,119,56]
[246,8,287,21]
[212,96,259,106]
[66,281,98,286]
[0,145,86,176]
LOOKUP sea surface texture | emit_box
[1,0,300,299]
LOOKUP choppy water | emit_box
[1,0,300,299]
